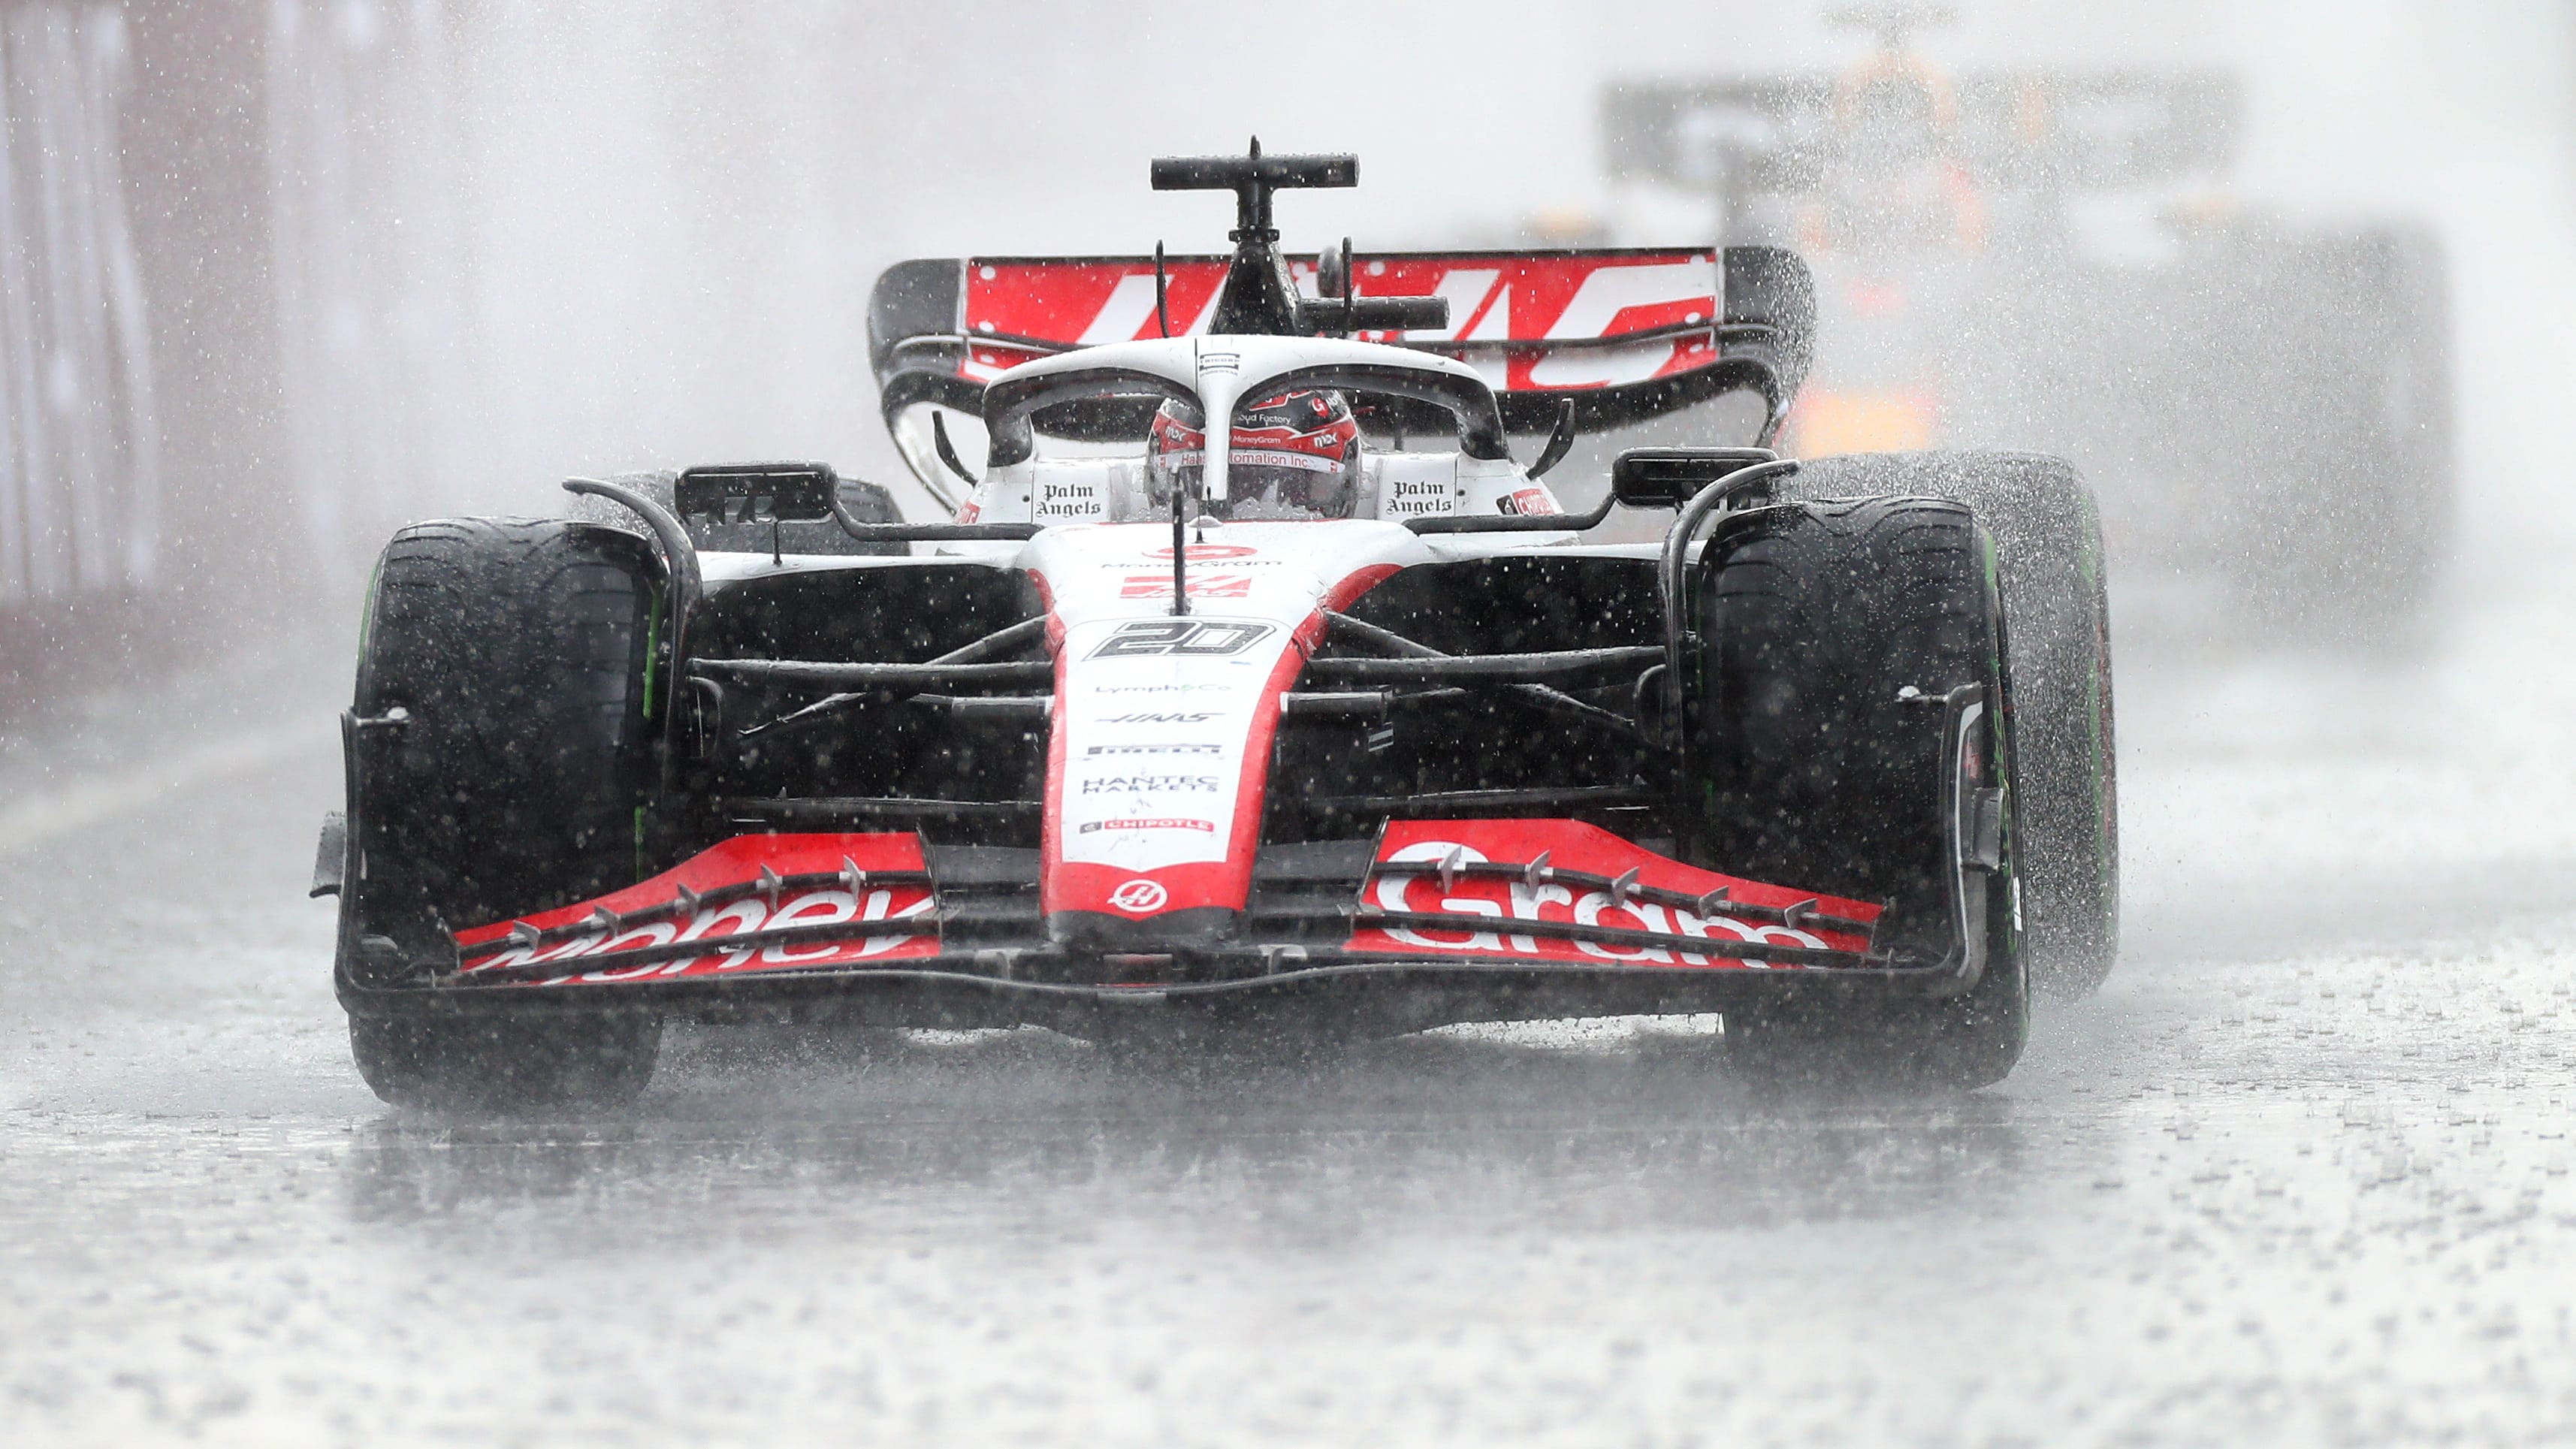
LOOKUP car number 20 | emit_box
[1089,620,1273,658]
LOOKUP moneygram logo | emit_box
[1144,544,1258,560]
[1108,879,1168,913]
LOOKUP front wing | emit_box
[339,820,1978,1036]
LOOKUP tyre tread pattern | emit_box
[1785,451,2118,997]
[1694,494,2027,1090]
[356,516,655,933]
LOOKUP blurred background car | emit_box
[1600,4,2453,644]
[0,0,2559,708]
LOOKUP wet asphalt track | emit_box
[4,577,2575,1447]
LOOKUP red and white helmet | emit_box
[1146,389,1361,521]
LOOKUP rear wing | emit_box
[1605,68,2241,196]
[869,246,1812,454]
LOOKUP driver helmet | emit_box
[1146,389,1360,521]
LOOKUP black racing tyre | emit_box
[339,516,664,1109]
[350,1013,661,1113]
[1784,451,2118,998]
[1691,496,2025,1090]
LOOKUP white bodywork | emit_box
[953,340,1567,924]
[941,338,1548,923]
[747,336,1595,930]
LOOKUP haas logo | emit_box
[1108,879,1169,914]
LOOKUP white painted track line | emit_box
[0,717,335,856]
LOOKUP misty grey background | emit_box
[5,2,2576,1444]
[416,1,2574,554]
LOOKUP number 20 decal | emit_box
[1088,620,1273,659]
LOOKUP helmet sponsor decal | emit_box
[1147,389,1361,521]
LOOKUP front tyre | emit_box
[338,516,664,1110]
[1784,451,2118,998]
[1690,495,2026,1090]
[350,1013,662,1113]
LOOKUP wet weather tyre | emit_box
[337,516,664,1109]
[1690,495,2025,1090]
[1786,452,2118,998]
[349,1013,662,1113]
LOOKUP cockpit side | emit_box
[952,335,1558,530]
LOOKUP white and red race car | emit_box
[317,148,2116,1108]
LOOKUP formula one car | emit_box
[1603,7,2450,639]
[316,146,2115,1109]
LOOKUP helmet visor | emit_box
[1150,448,1351,521]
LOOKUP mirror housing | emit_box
[675,462,838,524]
[1609,447,1779,509]
[1315,239,1350,299]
